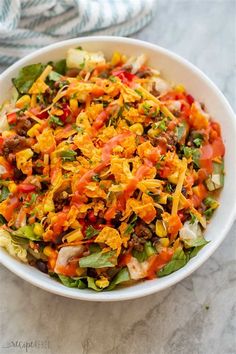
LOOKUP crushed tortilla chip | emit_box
[95,226,122,255]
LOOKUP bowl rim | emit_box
[0,35,236,301]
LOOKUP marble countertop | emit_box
[0,1,235,354]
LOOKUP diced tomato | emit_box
[199,144,213,174]
[118,252,132,267]
[212,137,225,158]
[147,249,173,279]
[7,112,17,124]
[198,168,209,182]
[159,166,172,178]
[18,183,36,193]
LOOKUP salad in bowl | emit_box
[0,45,225,292]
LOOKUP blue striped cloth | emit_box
[0,0,156,68]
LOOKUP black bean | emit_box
[36,260,48,274]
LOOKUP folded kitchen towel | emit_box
[0,0,156,67]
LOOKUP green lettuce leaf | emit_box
[107,267,130,290]
[87,277,103,291]
[48,71,62,82]
[52,59,67,75]
[0,186,9,202]
[132,249,148,263]
[184,237,209,248]
[12,63,45,93]
[79,250,117,268]
[58,275,87,289]
[13,225,42,241]
[158,248,187,277]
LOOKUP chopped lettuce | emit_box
[87,277,103,291]
[0,186,10,202]
[58,275,87,289]
[0,229,28,262]
[48,71,63,82]
[12,63,45,94]
[79,250,117,268]
[158,248,187,277]
[179,220,208,248]
[132,241,156,262]
[107,267,130,290]
[52,59,67,75]
[205,162,224,191]
[13,225,42,241]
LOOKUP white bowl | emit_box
[0,36,236,301]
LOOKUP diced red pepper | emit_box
[186,94,195,105]
[113,69,136,85]
[87,210,97,223]
[60,103,71,122]
[7,112,17,124]
[37,111,49,120]
[18,183,36,193]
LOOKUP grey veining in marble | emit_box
[0,1,236,354]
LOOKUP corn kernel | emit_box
[148,128,159,138]
[159,238,169,247]
[111,51,121,66]
[2,130,15,139]
[8,182,17,194]
[33,223,44,237]
[43,246,56,258]
[69,98,78,114]
[168,170,179,184]
[158,193,168,204]
[27,123,41,137]
[50,108,63,116]
[155,220,167,237]
[95,276,109,289]
[16,95,31,109]
[129,123,144,136]
[175,84,185,93]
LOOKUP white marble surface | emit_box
[0,1,236,354]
